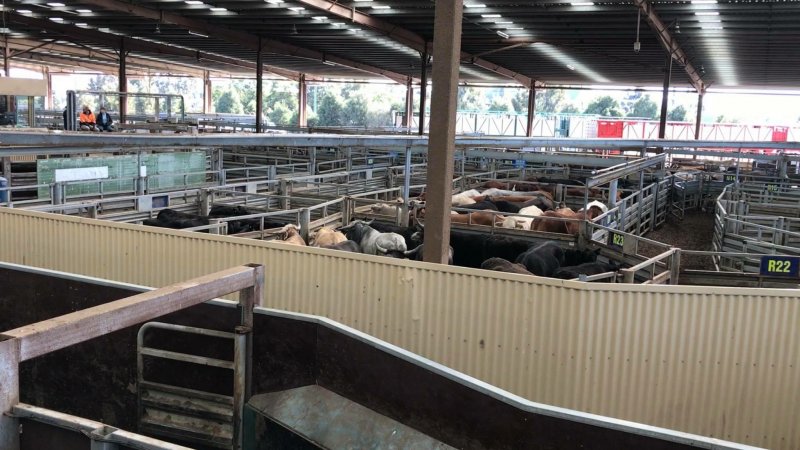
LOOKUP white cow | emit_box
[501,204,544,229]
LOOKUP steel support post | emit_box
[418,51,429,136]
[118,38,127,124]
[298,74,308,128]
[255,40,264,134]
[309,148,317,175]
[403,78,414,130]
[400,146,412,226]
[423,0,462,264]
[694,92,704,140]
[66,90,77,130]
[3,36,9,77]
[525,85,536,137]
[44,68,52,109]
[608,179,618,209]
[203,71,212,114]
[658,53,673,140]
[0,338,20,450]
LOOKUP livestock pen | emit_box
[0,262,757,449]
[0,207,798,449]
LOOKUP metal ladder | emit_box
[137,322,248,449]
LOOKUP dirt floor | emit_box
[639,210,716,270]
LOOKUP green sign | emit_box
[608,231,625,250]
[723,173,737,183]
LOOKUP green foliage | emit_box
[560,103,580,114]
[668,105,688,121]
[316,89,344,126]
[458,86,486,112]
[343,95,368,126]
[584,96,623,117]
[629,95,659,119]
[216,89,244,114]
[509,88,564,114]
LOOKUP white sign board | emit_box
[55,166,109,183]
[0,78,48,96]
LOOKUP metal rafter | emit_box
[6,39,227,78]
[632,0,705,93]
[293,0,534,87]
[8,13,309,81]
[76,0,414,84]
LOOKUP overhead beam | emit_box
[12,52,150,77]
[632,0,705,93]
[8,13,299,81]
[76,0,413,84]
[293,0,532,87]
[5,39,215,78]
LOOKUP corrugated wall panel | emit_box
[0,207,798,449]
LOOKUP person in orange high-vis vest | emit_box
[79,105,97,131]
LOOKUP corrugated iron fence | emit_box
[0,207,797,449]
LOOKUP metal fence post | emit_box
[234,264,261,450]
[52,182,64,205]
[0,338,20,450]
[279,180,289,210]
[670,249,681,285]
[268,165,277,181]
[199,189,211,216]
[299,208,311,242]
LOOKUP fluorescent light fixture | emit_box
[372,5,391,9]
[188,30,209,37]
[16,9,32,14]
[505,27,523,30]
[691,0,717,3]
[495,21,512,24]
[210,7,227,11]
[570,2,594,6]
[46,2,65,6]
[695,11,719,15]
[481,13,501,18]
[49,17,64,22]
[266,0,284,3]
[75,22,89,27]
[288,6,305,11]
[698,18,721,23]
[75,9,92,13]
[496,30,509,39]
[701,25,724,30]
[184,0,203,4]
[532,42,609,83]
[331,21,344,26]
[312,15,327,20]
[464,3,487,7]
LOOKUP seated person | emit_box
[79,105,97,131]
[96,107,114,131]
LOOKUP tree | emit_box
[215,89,244,114]
[458,86,486,112]
[535,89,565,114]
[510,88,564,115]
[342,95,368,126]
[315,89,344,126]
[584,96,623,117]
[629,95,659,119]
[560,103,580,114]
[668,105,688,121]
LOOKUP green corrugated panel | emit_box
[37,152,207,198]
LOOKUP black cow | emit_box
[520,196,555,212]
[515,242,564,277]
[487,198,521,214]
[153,209,209,229]
[404,243,454,265]
[459,200,499,213]
[209,205,264,234]
[563,247,601,266]
[480,258,533,275]
[554,261,619,280]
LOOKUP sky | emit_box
[17,68,800,126]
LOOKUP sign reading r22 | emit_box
[760,256,800,277]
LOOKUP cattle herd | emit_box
[141,178,625,280]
